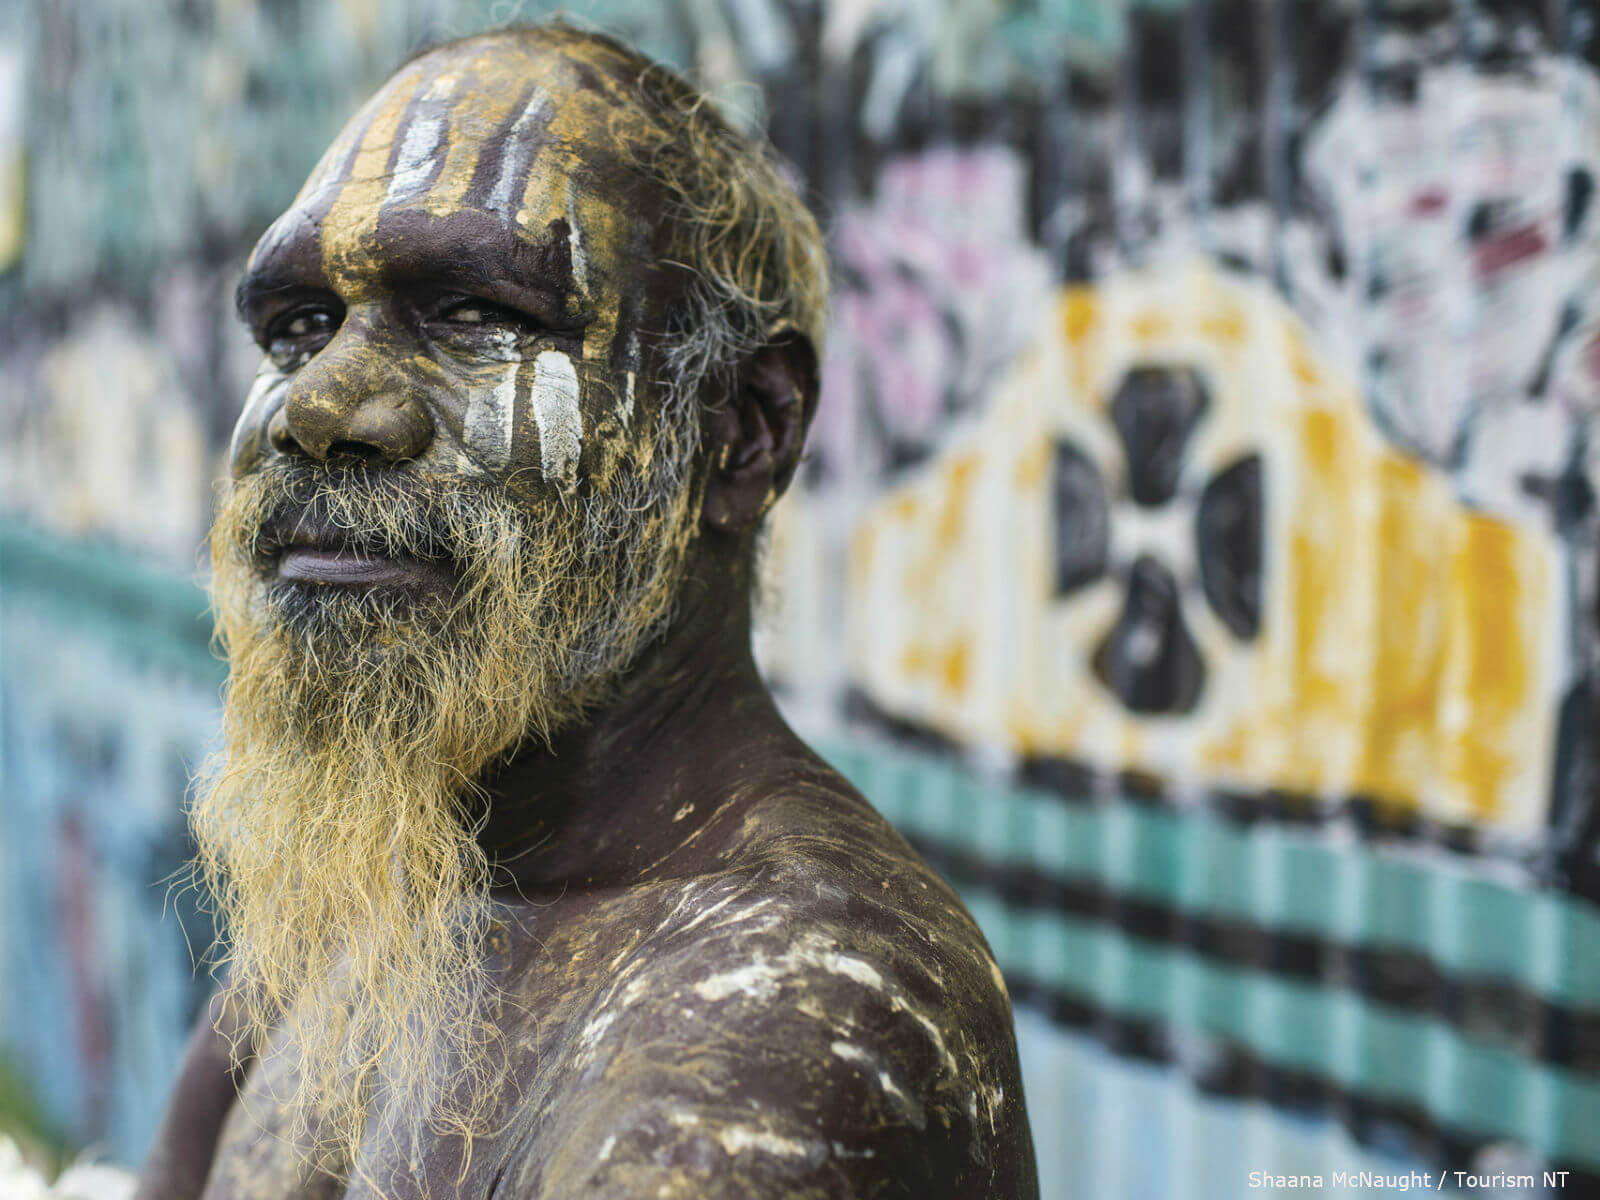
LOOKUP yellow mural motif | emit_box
[846,262,1562,836]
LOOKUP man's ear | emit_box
[701,330,819,535]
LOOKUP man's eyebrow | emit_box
[236,223,329,322]
[235,272,303,321]
[236,210,594,330]
[377,210,593,328]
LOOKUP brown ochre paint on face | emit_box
[232,37,681,500]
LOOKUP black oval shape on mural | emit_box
[1052,439,1111,595]
[1109,366,1211,507]
[1092,556,1205,715]
[1197,454,1263,640]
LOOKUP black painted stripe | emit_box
[899,831,1600,1074]
[1004,969,1599,1198]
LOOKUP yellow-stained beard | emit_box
[192,452,695,1171]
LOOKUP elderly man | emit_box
[137,24,1036,1200]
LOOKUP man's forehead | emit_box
[253,36,660,280]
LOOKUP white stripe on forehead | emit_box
[564,179,588,291]
[386,121,447,206]
[384,74,458,206]
[488,89,551,217]
[532,350,583,488]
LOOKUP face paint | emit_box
[462,330,522,469]
[233,36,686,500]
[618,328,641,429]
[210,38,719,1166]
[564,180,589,292]
[531,349,583,488]
[384,74,458,208]
[485,89,552,217]
[229,363,291,469]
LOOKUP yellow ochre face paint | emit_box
[232,34,682,498]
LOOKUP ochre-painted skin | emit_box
[229,32,681,507]
[138,29,1038,1200]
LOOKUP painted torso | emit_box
[194,762,1037,1200]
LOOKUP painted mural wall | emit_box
[2,0,1597,1194]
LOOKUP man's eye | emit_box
[436,299,535,332]
[265,306,340,369]
[444,303,488,324]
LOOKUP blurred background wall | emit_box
[1,1,1597,1195]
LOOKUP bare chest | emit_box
[197,893,669,1200]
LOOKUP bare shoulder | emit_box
[135,992,250,1200]
[520,756,1039,1200]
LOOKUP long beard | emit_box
[191,452,695,1169]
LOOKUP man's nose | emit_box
[270,329,433,463]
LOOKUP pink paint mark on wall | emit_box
[816,146,1050,482]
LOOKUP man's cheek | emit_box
[524,349,583,489]
[458,349,586,495]
[462,352,524,473]
[229,363,292,475]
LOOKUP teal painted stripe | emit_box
[821,740,1600,1011]
[959,889,1600,1170]
[0,520,222,681]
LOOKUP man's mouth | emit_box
[260,518,458,591]
[276,545,454,588]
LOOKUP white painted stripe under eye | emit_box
[532,350,582,486]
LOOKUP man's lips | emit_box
[275,546,454,588]
[260,512,458,589]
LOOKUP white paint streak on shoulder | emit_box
[988,956,1009,999]
[830,1141,877,1160]
[692,956,785,1004]
[532,350,582,486]
[829,1040,873,1066]
[713,1125,815,1160]
[716,896,778,928]
[829,1041,925,1126]
[819,952,885,991]
[673,893,738,937]
[577,1007,618,1053]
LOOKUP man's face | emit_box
[231,36,683,508]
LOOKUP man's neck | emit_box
[474,534,786,893]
